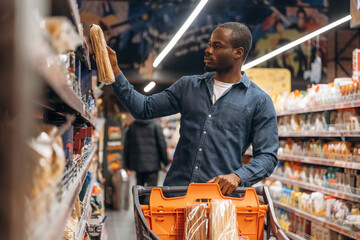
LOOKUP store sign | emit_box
[245,68,291,97]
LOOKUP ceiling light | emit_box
[243,15,352,70]
[153,0,209,68]
[144,81,156,92]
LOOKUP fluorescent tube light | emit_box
[243,15,352,70]
[144,81,156,92]
[153,0,209,68]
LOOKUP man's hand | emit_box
[106,46,121,76]
[207,173,241,196]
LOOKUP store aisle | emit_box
[105,171,167,240]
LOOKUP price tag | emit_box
[341,133,346,142]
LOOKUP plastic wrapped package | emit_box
[209,200,238,240]
[90,24,115,84]
[27,127,65,221]
[345,215,360,231]
[43,17,83,54]
[63,206,79,240]
[311,192,325,217]
[184,204,208,240]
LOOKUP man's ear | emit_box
[234,47,244,60]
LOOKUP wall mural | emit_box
[79,0,329,87]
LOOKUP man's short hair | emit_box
[217,22,252,62]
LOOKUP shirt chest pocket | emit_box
[214,103,250,132]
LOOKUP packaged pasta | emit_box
[185,203,208,240]
[90,24,115,84]
[209,200,238,240]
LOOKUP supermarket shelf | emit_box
[278,154,360,170]
[273,201,360,239]
[277,100,360,116]
[268,175,360,202]
[32,145,97,240]
[278,130,360,137]
[269,175,360,201]
[67,0,82,34]
[285,231,307,240]
[76,162,97,240]
[37,48,95,126]
[243,151,360,170]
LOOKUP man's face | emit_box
[204,27,236,73]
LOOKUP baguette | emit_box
[209,200,238,240]
[90,24,115,84]
[185,204,208,240]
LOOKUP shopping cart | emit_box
[132,183,288,240]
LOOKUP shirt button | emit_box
[195,166,199,170]
[208,114,212,118]
[203,130,207,134]
[199,148,202,152]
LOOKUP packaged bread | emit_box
[185,203,208,240]
[209,200,238,240]
[90,24,115,84]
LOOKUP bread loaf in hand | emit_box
[90,24,115,84]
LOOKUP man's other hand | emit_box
[106,46,121,76]
[207,173,241,196]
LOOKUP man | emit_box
[105,22,278,196]
[124,119,168,187]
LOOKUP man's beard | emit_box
[204,65,216,72]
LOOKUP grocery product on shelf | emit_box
[278,109,360,132]
[278,138,360,163]
[63,206,80,240]
[273,160,360,194]
[44,17,83,54]
[267,180,360,239]
[27,126,65,220]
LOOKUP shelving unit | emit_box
[284,231,308,240]
[268,175,360,202]
[277,154,360,170]
[29,145,97,240]
[37,51,95,126]
[13,0,104,239]
[270,97,360,239]
[277,100,360,117]
[245,151,360,170]
[278,130,360,137]
[76,162,98,240]
[274,201,360,239]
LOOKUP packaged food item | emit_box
[311,192,325,217]
[331,200,350,225]
[353,49,360,74]
[185,204,208,240]
[209,200,238,240]
[290,114,301,131]
[75,196,82,220]
[63,206,79,240]
[90,24,115,84]
[44,17,83,54]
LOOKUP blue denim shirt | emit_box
[113,71,278,187]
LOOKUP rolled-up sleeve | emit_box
[112,72,184,119]
[234,94,278,187]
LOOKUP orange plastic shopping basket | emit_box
[132,183,288,240]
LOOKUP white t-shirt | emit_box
[212,79,234,103]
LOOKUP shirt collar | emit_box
[198,71,251,88]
